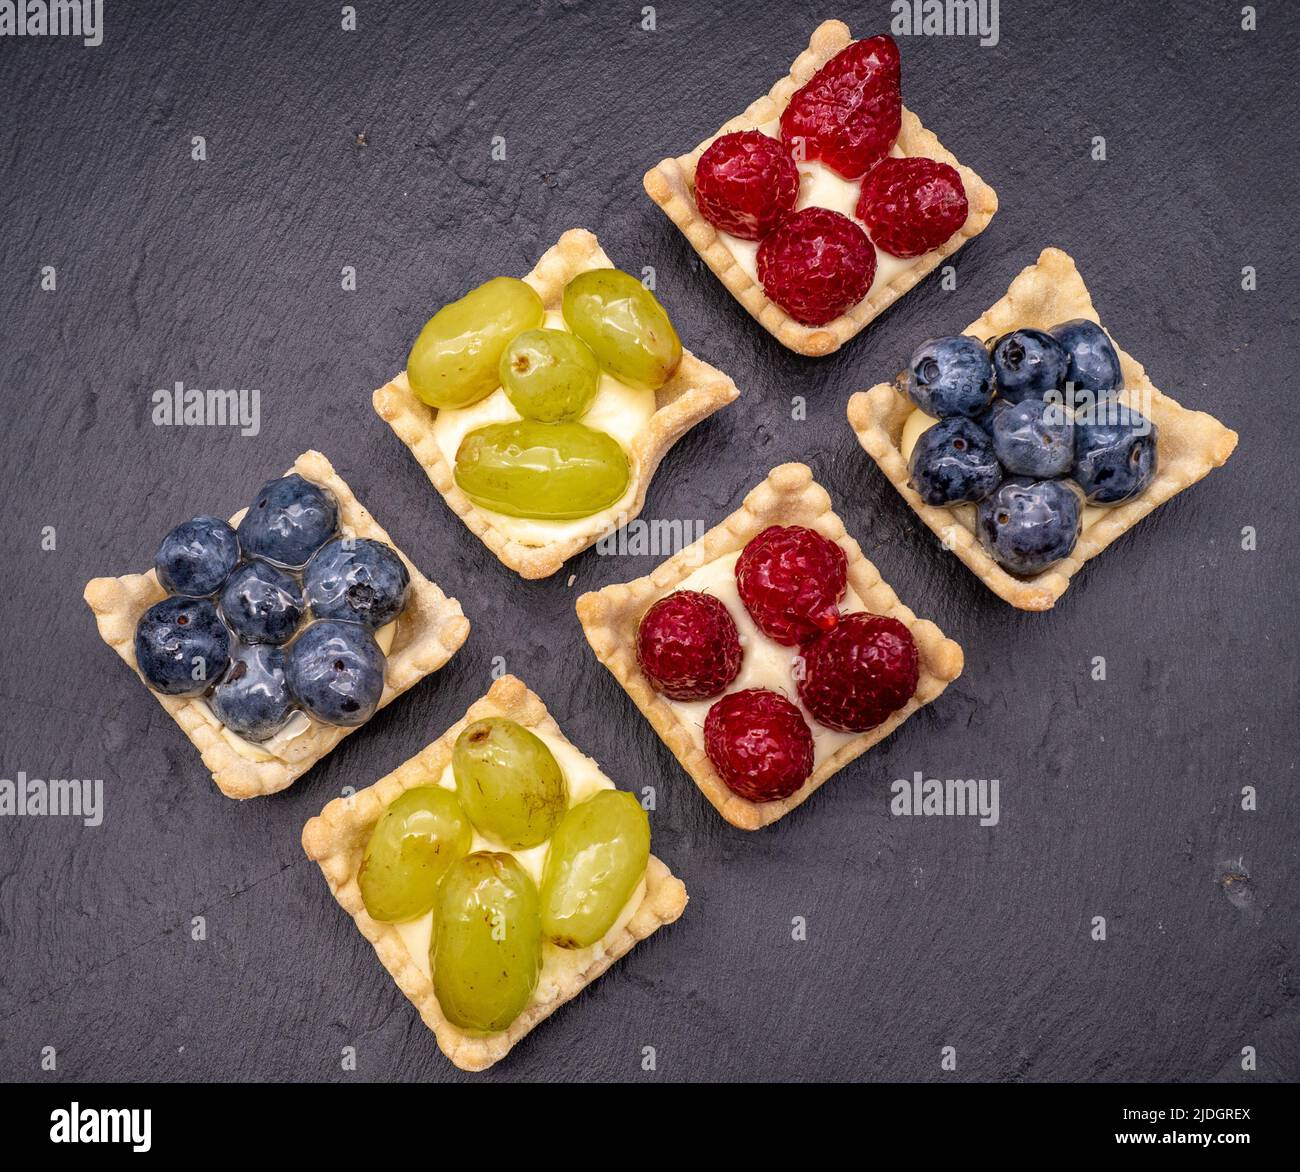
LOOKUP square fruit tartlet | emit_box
[847,248,1239,610]
[301,674,688,1072]
[644,19,997,357]
[373,228,740,580]
[576,463,963,830]
[83,450,469,799]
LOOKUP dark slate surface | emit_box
[1,1,1297,1083]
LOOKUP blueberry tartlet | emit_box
[848,249,1238,610]
[85,451,470,798]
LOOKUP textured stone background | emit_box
[1,1,1297,1083]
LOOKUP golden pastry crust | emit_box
[575,463,964,830]
[848,247,1240,611]
[83,449,470,800]
[373,227,740,580]
[301,674,689,1072]
[643,18,998,357]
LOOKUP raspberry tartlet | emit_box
[576,464,963,830]
[374,229,739,580]
[644,19,997,357]
[84,451,470,799]
[302,675,687,1072]
[848,248,1239,610]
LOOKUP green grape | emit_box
[453,420,630,520]
[432,852,542,1033]
[561,269,682,392]
[540,790,650,949]
[498,328,600,422]
[357,786,472,923]
[406,276,544,410]
[452,717,569,849]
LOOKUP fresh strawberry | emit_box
[857,156,968,258]
[779,34,902,180]
[798,613,918,732]
[756,207,876,325]
[694,131,799,240]
[704,688,814,802]
[735,525,847,646]
[636,590,743,701]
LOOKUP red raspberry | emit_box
[735,525,847,646]
[756,208,876,325]
[704,688,814,802]
[798,613,919,732]
[857,157,969,258]
[637,590,742,701]
[694,131,799,241]
[779,34,902,180]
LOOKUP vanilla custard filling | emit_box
[900,407,1106,531]
[392,729,648,1008]
[657,549,863,767]
[713,119,918,297]
[430,310,656,546]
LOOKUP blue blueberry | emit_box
[977,478,1081,576]
[991,329,1069,402]
[898,335,995,418]
[134,597,231,696]
[1072,406,1158,504]
[220,560,305,645]
[304,538,410,631]
[237,474,338,568]
[989,397,1075,478]
[154,516,239,597]
[285,620,385,727]
[1050,318,1122,398]
[907,417,1002,506]
[210,643,295,742]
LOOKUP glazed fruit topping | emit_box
[209,642,294,742]
[908,416,1002,506]
[499,327,600,422]
[779,34,902,180]
[237,473,339,568]
[900,335,994,418]
[797,613,918,734]
[304,537,410,631]
[452,717,569,850]
[284,619,385,727]
[704,688,815,802]
[636,590,743,701]
[736,524,848,646]
[1072,406,1157,504]
[991,328,1070,403]
[154,516,239,597]
[1050,318,1122,398]
[562,268,682,392]
[359,786,471,923]
[989,397,1075,479]
[135,596,231,697]
[977,478,1082,576]
[757,207,876,326]
[694,130,800,240]
[220,559,304,645]
[856,156,968,258]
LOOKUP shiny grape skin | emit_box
[452,718,569,850]
[432,852,543,1033]
[453,420,630,520]
[540,790,650,949]
[498,328,600,422]
[358,787,472,923]
[561,269,682,392]
[407,277,544,409]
